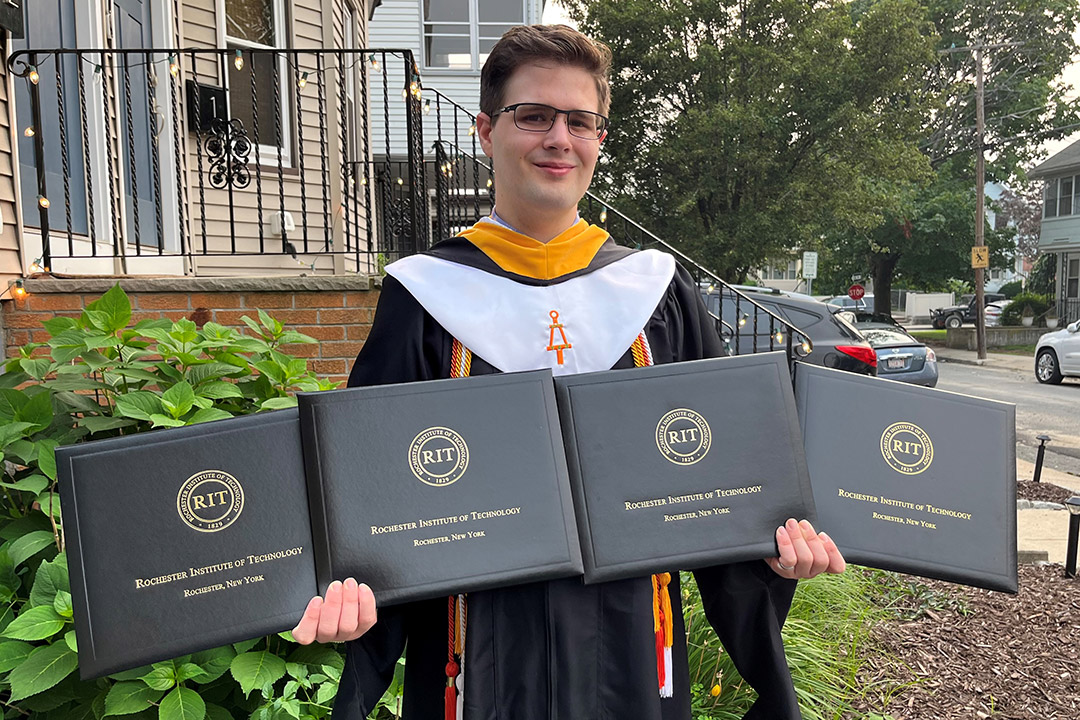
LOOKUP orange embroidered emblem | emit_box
[546,310,572,365]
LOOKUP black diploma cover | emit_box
[298,370,583,606]
[57,409,317,679]
[793,363,1018,593]
[554,352,816,583]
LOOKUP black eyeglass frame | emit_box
[492,103,609,139]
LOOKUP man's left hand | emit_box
[767,518,846,579]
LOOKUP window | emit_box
[1061,177,1074,216]
[1068,257,1079,300]
[1044,179,1058,218]
[423,0,524,70]
[222,0,290,162]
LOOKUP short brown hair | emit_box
[480,24,612,117]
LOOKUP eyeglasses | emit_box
[493,103,609,140]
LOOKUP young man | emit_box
[292,24,845,719]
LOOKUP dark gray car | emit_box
[857,324,938,387]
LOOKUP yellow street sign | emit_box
[971,246,989,269]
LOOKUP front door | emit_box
[113,0,161,248]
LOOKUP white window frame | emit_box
[1044,178,1059,219]
[216,0,293,166]
[421,0,527,72]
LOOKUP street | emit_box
[936,360,1080,478]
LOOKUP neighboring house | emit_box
[984,182,1027,293]
[367,0,546,233]
[3,0,386,283]
[1028,138,1080,321]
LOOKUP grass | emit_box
[682,569,908,720]
[991,344,1036,356]
[909,330,945,344]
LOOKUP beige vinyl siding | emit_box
[0,54,22,280]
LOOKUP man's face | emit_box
[476,62,605,225]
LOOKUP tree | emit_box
[996,181,1042,260]
[563,0,938,280]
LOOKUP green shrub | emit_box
[997,280,1023,299]
[1028,254,1055,296]
[0,284,351,719]
[1000,292,1052,326]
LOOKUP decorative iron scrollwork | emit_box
[205,118,251,190]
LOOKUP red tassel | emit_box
[445,660,459,720]
[655,630,665,689]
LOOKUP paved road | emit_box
[936,361,1080,478]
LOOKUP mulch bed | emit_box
[1017,480,1075,505]
[855,564,1080,719]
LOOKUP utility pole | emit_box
[940,41,1022,361]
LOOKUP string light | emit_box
[801,341,811,354]
[486,178,493,188]
[369,54,381,72]
[396,177,404,185]
[774,330,785,343]
[423,99,431,114]
[37,195,50,209]
[738,313,748,327]
[234,49,244,71]
[468,124,476,136]
[401,88,408,100]
[29,66,39,84]
[23,126,34,138]
[599,207,608,224]
[298,72,309,89]
[359,176,367,185]
[11,280,26,299]
[29,257,43,274]
[169,55,180,77]
[409,81,420,98]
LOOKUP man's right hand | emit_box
[291,577,377,645]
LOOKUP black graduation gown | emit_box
[333,238,801,720]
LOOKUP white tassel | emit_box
[660,646,673,698]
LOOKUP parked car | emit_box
[930,293,1007,329]
[985,301,1007,327]
[825,294,874,312]
[700,287,878,375]
[853,321,938,387]
[1035,320,1080,384]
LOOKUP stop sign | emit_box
[848,284,865,300]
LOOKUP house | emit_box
[1028,138,1080,321]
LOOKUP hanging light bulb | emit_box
[29,66,39,84]
[359,176,368,185]
[12,280,26,299]
[468,124,476,136]
[423,99,431,114]
[396,177,404,186]
[370,54,381,72]
[298,72,309,89]
[738,313,748,327]
[801,341,811,354]
[169,55,180,77]
[23,126,34,138]
[409,81,420,97]
[486,178,493,188]
[29,257,43,274]
[599,207,608,224]
[774,331,785,344]
[234,49,244,71]
[401,88,408,100]
[37,195,50,209]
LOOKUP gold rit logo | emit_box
[546,310,572,365]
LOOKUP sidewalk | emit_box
[933,345,1033,373]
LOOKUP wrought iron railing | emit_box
[8,47,428,273]
[419,88,811,359]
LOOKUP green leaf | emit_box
[29,554,69,607]
[230,650,287,697]
[190,646,236,684]
[45,376,111,392]
[1,604,65,640]
[42,316,78,336]
[0,387,28,417]
[187,363,243,386]
[158,687,205,720]
[35,490,63,519]
[0,639,33,672]
[38,437,59,481]
[91,284,133,334]
[104,680,163,717]
[111,368,169,384]
[1,474,49,495]
[149,414,187,429]
[161,382,195,419]
[132,318,173,332]
[53,590,73,619]
[20,358,52,380]
[78,416,139,433]
[9,530,57,567]
[203,704,233,720]
[187,408,233,425]
[196,381,244,400]
[107,664,155,682]
[232,638,260,654]
[0,421,37,449]
[260,397,297,411]
[7,641,78,701]
[115,391,165,422]
[175,662,207,684]
[140,664,177,691]
[65,629,78,652]
[239,315,264,337]
[54,390,106,414]
[285,644,344,671]
[85,334,124,350]
[277,331,317,345]
[18,389,55,430]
